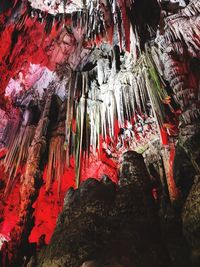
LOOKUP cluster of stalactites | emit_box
[20,0,138,56]
[0,89,42,196]
[0,46,177,194]
[1,0,186,192]
[63,45,177,186]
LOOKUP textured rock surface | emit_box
[173,127,200,204]
[173,144,196,200]
[156,0,200,131]
[182,175,200,266]
[35,151,171,267]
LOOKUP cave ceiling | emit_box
[0,0,162,107]
[29,0,85,14]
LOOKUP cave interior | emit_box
[0,0,200,266]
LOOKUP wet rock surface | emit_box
[36,151,171,267]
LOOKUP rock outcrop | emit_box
[35,151,171,267]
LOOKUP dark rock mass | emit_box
[35,151,171,267]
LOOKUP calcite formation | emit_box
[0,1,200,267]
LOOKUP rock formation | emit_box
[0,1,200,267]
[35,151,171,267]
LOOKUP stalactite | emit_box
[46,134,66,195]
[75,94,87,187]
[90,50,173,152]
[46,99,67,195]
[3,125,36,197]
[59,45,176,188]
[65,69,75,167]
[74,72,90,187]
[1,112,20,149]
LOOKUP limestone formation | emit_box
[0,1,200,267]
[36,151,171,267]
